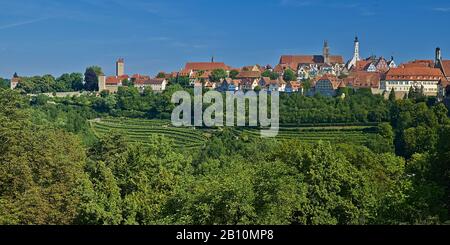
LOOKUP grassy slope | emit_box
[90,117,378,148]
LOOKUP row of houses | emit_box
[9,37,450,100]
[97,59,169,93]
[70,44,449,99]
[169,37,398,96]
[213,77,302,93]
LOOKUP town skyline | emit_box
[1,37,449,78]
[1,0,450,77]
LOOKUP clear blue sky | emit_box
[1,0,450,78]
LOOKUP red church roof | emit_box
[185,62,231,71]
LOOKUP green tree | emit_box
[156,72,166,79]
[122,79,134,87]
[84,66,103,91]
[0,89,91,224]
[302,79,312,92]
[283,69,296,82]
[229,70,239,79]
[56,73,84,92]
[389,88,396,102]
[0,78,9,89]
[210,69,227,82]
[262,70,279,80]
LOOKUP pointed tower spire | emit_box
[347,36,361,70]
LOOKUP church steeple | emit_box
[323,40,330,64]
[347,36,361,70]
[353,36,360,61]
[435,47,442,67]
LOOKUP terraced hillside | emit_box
[232,126,377,145]
[91,118,378,148]
[90,117,209,149]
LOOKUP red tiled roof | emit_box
[401,60,435,68]
[185,62,230,71]
[354,60,373,71]
[345,71,381,88]
[260,77,286,86]
[385,67,444,81]
[106,75,129,85]
[328,56,344,64]
[268,77,286,85]
[191,71,211,79]
[280,55,344,65]
[236,71,261,79]
[241,65,261,71]
[132,74,151,85]
[143,78,166,85]
[280,55,318,64]
[118,75,129,80]
[441,60,450,77]
[106,76,121,85]
[179,69,191,76]
[274,63,297,73]
[315,74,342,89]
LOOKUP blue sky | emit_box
[1,0,450,78]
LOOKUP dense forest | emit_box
[1,86,449,225]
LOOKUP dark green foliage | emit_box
[0,78,9,89]
[261,70,279,80]
[169,76,190,87]
[282,69,296,82]
[229,70,239,79]
[210,69,227,82]
[15,73,83,93]
[84,66,103,91]
[279,90,389,125]
[1,87,450,225]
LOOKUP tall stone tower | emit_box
[98,75,107,92]
[347,36,361,70]
[353,36,360,61]
[435,47,442,67]
[323,40,330,64]
[116,58,125,77]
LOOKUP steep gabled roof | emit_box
[144,78,166,85]
[236,71,261,79]
[106,76,121,85]
[273,63,298,73]
[315,74,342,89]
[401,60,435,68]
[441,60,450,77]
[345,71,381,88]
[385,67,444,81]
[280,55,344,65]
[280,55,322,64]
[185,62,230,71]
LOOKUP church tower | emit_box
[323,40,330,64]
[435,47,442,68]
[116,58,125,77]
[347,36,361,70]
[353,36,360,61]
